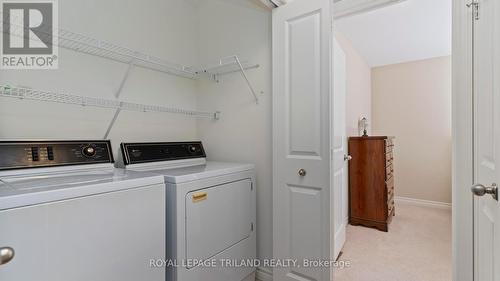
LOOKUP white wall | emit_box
[195,0,273,273]
[0,0,201,160]
[371,56,452,203]
[334,31,372,136]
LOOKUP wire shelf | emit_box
[1,14,196,79]
[199,56,260,104]
[0,85,219,120]
[57,29,198,79]
[196,59,260,76]
[1,14,258,81]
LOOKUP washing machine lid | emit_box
[0,165,164,210]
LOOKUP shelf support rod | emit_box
[232,55,259,104]
[103,61,135,139]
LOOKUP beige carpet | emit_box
[334,202,452,281]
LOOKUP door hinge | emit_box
[251,182,253,191]
[251,222,254,232]
[467,0,479,20]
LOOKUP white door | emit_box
[472,0,500,280]
[272,0,334,280]
[332,37,347,260]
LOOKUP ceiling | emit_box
[335,0,452,67]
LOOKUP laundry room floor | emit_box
[334,202,452,281]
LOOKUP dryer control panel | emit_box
[121,142,206,165]
[0,141,114,170]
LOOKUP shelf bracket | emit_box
[103,61,135,139]
[232,55,259,104]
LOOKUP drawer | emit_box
[386,145,393,154]
[385,138,394,147]
[387,189,394,203]
[386,176,394,189]
[385,139,394,154]
[388,199,395,215]
[386,151,394,166]
[387,183,394,197]
[386,164,394,179]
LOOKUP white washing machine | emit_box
[0,140,166,281]
[121,142,256,281]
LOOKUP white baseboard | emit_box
[395,196,451,210]
[256,267,273,281]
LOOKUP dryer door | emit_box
[185,178,253,264]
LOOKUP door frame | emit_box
[333,0,408,19]
[452,0,474,280]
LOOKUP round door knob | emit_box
[471,183,498,200]
[0,247,14,266]
[344,155,352,161]
[298,169,306,177]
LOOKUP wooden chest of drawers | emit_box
[348,136,395,232]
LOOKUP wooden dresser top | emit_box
[349,136,395,140]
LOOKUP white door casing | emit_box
[473,0,500,280]
[272,0,334,280]
[452,0,474,280]
[333,0,406,19]
[332,37,347,260]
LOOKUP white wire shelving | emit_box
[0,85,220,120]
[57,28,199,79]
[0,13,259,137]
[196,56,260,104]
[2,16,260,82]
[56,29,260,83]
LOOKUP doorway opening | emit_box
[333,0,452,280]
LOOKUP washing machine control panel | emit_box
[0,141,114,170]
[121,142,206,165]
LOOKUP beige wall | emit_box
[335,31,372,136]
[372,56,452,203]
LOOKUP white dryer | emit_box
[121,142,256,281]
[0,141,166,281]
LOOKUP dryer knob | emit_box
[82,146,97,157]
[188,145,198,153]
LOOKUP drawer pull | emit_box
[192,192,208,203]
